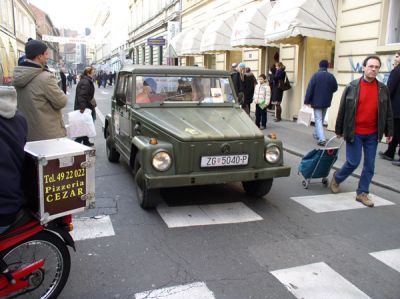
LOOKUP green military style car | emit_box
[104,65,291,209]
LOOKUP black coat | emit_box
[74,75,95,118]
[271,69,286,103]
[387,65,400,119]
[0,111,27,225]
[60,71,67,94]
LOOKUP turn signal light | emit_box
[268,132,277,140]
[149,138,158,145]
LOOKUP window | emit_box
[115,75,127,105]
[135,75,234,104]
[149,46,153,65]
[387,0,400,44]
[158,46,163,65]
[126,76,133,104]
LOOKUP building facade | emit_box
[1,0,37,84]
[128,0,180,66]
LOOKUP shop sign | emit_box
[147,37,166,46]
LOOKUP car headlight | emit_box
[152,151,172,171]
[265,145,281,163]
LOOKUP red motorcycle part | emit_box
[0,259,45,297]
[0,220,43,252]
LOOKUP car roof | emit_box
[118,64,230,76]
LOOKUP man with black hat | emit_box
[13,39,67,141]
[304,59,338,146]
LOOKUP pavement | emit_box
[258,111,400,193]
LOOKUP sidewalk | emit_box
[260,113,400,193]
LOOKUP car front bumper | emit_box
[144,165,291,189]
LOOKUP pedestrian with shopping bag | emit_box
[73,67,96,146]
[304,60,338,146]
[253,74,270,129]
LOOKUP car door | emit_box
[113,74,132,158]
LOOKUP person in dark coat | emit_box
[379,50,400,165]
[74,67,96,146]
[242,67,256,115]
[271,62,287,121]
[60,69,67,94]
[0,86,27,233]
[231,63,246,103]
[304,60,338,146]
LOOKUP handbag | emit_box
[297,105,313,127]
[279,75,291,91]
[90,98,97,108]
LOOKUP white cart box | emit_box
[24,138,95,224]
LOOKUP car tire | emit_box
[106,135,120,163]
[242,179,273,197]
[135,167,158,209]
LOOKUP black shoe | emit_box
[378,151,393,161]
[317,140,326,146]
[83,142,94,147]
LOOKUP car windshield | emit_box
[135,75,234,104]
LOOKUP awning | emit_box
[170,30,189,56]
[231,1,272,47]
[200,14,238,52]
[265,0,337,44]
[163,43,178,58]
[181,27,205,55]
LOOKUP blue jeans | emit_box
[313,108,327,142]
[335,133,378,194]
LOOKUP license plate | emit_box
[200,154,249,167]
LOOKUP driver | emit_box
[0,86,27,234]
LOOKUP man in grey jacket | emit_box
[13,39,67,141]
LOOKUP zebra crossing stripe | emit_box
[135,281,215,299]
[156,202,263,228]
[290,192,394,213]
[369,248,400,273]
[271,262,371,299]
[70,215,115,241]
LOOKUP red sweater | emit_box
[355,78,378,135]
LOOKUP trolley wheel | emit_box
[322,177,329,187]
[302,180,309,189]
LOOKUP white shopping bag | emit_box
[297,105,313,127]
[67,109,96,138]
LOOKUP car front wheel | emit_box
[135,167,158,209]
[106,135,120,163]
[242,179,273,197]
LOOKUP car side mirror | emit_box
[115,93,126,105]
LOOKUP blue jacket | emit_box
[304,68,338,108]
[387,65,400,119]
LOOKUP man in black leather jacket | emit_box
[330,55,393,208]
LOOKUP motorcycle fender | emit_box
[48,228,76,252]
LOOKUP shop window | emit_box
[387,0,400,44]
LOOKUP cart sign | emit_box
[147,37,166,46]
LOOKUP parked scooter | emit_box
[0,211,74,298]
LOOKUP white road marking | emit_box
[95,107,105,126]
[101,91,109,95]
[271,262,371,299]
[290,192,394,213]
[369,248,400,273]
[70,215,115,241]
[157,202,263,228]
[135,281,215,299]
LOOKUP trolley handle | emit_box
[324,135,344,149]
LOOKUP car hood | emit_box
[134,107,264,141]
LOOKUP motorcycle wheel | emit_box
[1,230,71,299]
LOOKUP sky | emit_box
[28,0,97,34]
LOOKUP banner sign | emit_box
[42,34,89,44]
[147,37,166,46]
